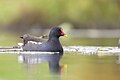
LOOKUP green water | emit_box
[61,54,120,80]
[0,53,120,80]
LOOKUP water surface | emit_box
[61,53,120,80]
[0,52,120,80]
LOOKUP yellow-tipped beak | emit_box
[64,34,68,37]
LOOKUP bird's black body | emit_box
[22,27,65,74]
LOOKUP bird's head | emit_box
[49,27,67,38]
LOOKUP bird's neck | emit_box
[48,37,61,44]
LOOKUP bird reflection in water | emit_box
[19,27,67,80]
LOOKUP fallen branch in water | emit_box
[0,46,119,56]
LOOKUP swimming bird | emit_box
[20,34,47,46]
[22,27,66,74]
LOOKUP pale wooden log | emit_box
[0,46,119,56]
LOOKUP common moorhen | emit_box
[20,34,47,46]
[22,27,66,74]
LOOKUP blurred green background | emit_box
[0,0,120,31]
